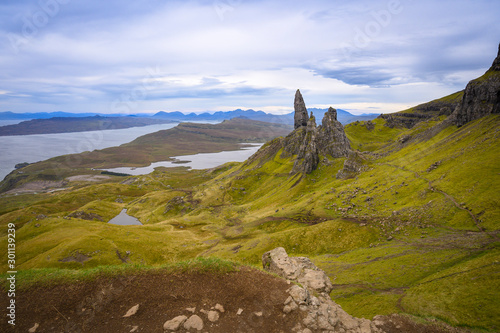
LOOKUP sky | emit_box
[0,0,499,115]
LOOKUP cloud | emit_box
[0,0,499,114]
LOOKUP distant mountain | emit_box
[0,116,173,136]
[152,108,377,125]
[0,108,377,128]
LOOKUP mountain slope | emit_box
[0,116,174,136]
[0,45,499,332]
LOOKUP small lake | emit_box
[102,143,263,175]
[108,209,142,225]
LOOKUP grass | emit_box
[1,257,240,291]
[0,111,498,330]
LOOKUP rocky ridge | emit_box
[452,43,500,126]
[263,247,382,333]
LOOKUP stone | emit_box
[28,323,39,333]
[288,285,309,305]
[186,307,196,313]
[122,304,139,317]
[207,310,220,322]
[297,268,333,294]
[214,303,225,312]
[183,314,204,331]
[294,89,309,129]
[237,308,243,315]
[263,247,332,295]
[130,326,139,332]
[163,315,187,331]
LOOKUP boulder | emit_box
[183,314,204,331]
[163,315,187,331]
[262,247,332,295]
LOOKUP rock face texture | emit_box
[318,107,352,158]
[294,89,309,129]
[263,247,383,333]
[260,90,351,174]
[453,43,500,127]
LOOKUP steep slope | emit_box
[452,43,500,126]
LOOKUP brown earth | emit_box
[1,267,470,333]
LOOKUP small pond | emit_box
[108,209,142,225]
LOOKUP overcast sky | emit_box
[0,0,499,115]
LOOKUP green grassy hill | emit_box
[1,112,498,330]
[1,60,499,330]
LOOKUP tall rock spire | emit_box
[294,89,309,129]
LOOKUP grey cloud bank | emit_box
[0,0,499,115]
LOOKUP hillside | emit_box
[0,116,174,136]
[0,47,499,332]
[0,118,292,193]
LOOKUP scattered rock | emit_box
[264,247,382,333]
[206,310,220,322]
[163,315,187,331]
[123,304,139,317]
[130,326,139,332]
[67,210,104,221]
[262,247,332,295]
[28,323,39,333]
[183,314,204,331]
[214,303,225,313]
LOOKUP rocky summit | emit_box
[452,43,500,126]
[255,89,351,174]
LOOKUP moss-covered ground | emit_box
[1,114,498,331]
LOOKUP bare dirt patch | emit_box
[1,268,303,333]
[0,267,471,333]
[66,175,111,182]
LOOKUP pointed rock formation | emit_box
[294,89,309,129]
[292,112,320,174]
[318,107,351,158]
[247,91,352,174]
[453,43,500,126]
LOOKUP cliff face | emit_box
[453,43,500,127]
[277,90,351,174]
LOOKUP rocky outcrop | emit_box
[263,247,382,333]
[246,90,352,174]
[294,89,309,129]
[292,113,320,174]
[336,151,369,179]
[318,107,351,158]
[452,43,500,127]
[287,91,351,174]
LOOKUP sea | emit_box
[0,120,261,180]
